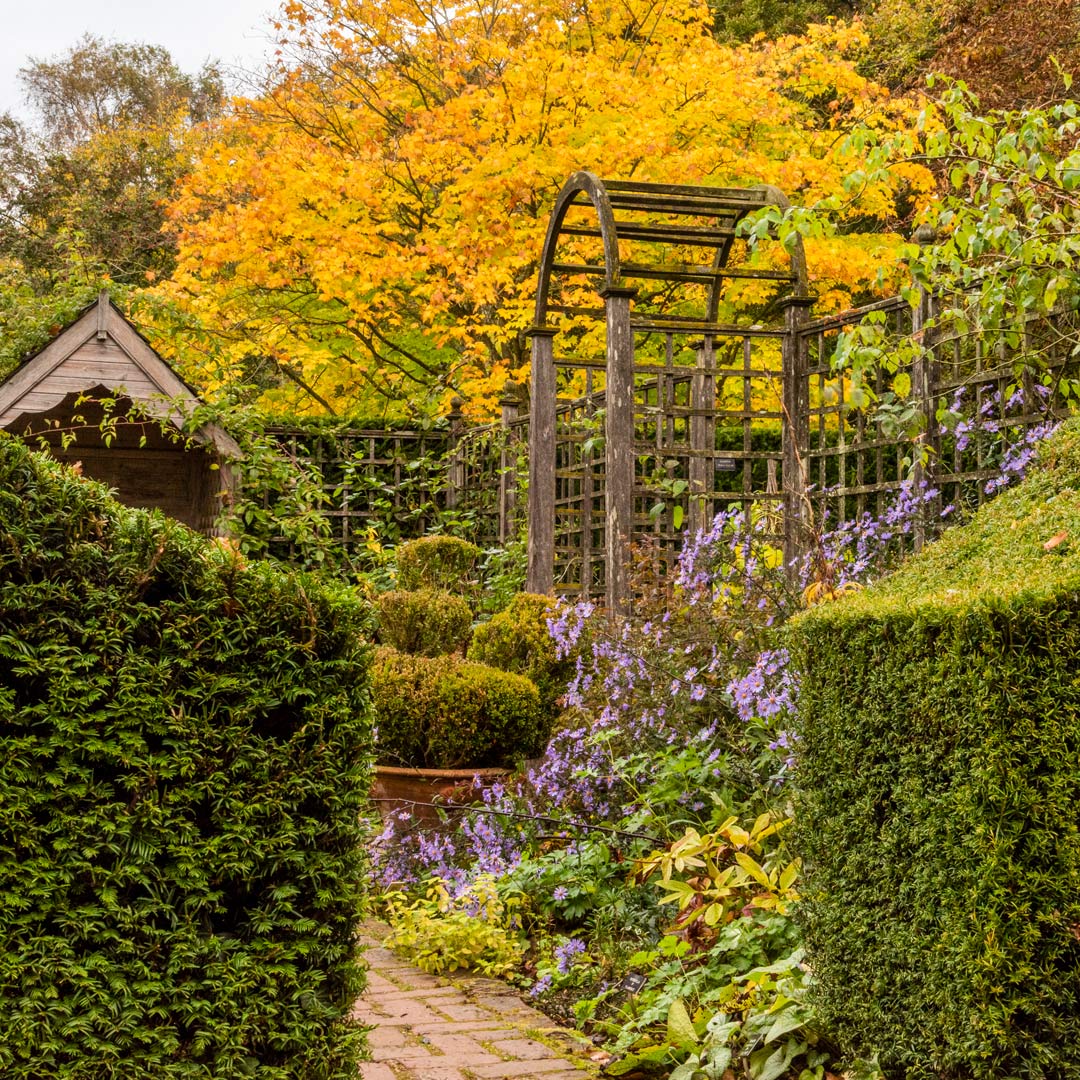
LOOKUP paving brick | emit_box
[484,1037,556,1060]
[368,1026,411,1049]
[359,918,598,1080]
[376,1000,450,1025]
[388,972,448,990]
[409,1021,512,1036]
[508,1073,591,1079]
[436,1003,498,1022]
[421,1032,501,1065]
[358,1064,397,1080]
[376,989,463,1004]
[471,996,551,1024]
[468,1060,588,1078]
[376,1051,447,1068]
[372,1044,435,1062]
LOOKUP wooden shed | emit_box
[0,292,241,533]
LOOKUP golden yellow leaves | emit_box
[159,0,926,418]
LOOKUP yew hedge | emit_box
[790,420,1080,1080]
[0,437,374,1079]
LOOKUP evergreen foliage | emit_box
[376,588,473,657]
[372,648,547,769]
[395,535,481,593]
[468,593,570,715]
[0,437,374,1079]
[789,418,1080,1079]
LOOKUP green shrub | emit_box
[468,592,570,714]
[376,587,473,656]
[382,875,525,977]
[0,437,374,1079]
[373,647,547,769]
[788,419,1080,1080]
[396,534,480,592]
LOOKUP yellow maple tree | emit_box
[160,0,932,418]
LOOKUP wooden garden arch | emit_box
[526,172,811,613]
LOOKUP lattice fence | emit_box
[802,298,1080,548]
[262,425,451,558]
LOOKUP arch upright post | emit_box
[601,286,637,616]
[526,326,557,595]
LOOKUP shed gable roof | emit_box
[0,292,240,458]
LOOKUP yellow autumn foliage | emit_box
[159,0,932,418]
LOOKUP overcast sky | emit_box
[0,0,283,119]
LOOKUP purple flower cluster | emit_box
[728,649,797,724]
[554,938,586,974]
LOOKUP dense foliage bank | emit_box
[0,438,375,1079]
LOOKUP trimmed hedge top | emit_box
[796,418,1080,627]
[0,437,375,1079]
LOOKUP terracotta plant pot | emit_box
[371,764,512,827]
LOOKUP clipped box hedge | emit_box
[376,587,473,656]
[395,535,480,592]
[373,647,546,769]
[0,438,374,1079]
[468,592,570,715]
[789,420,1080,1080]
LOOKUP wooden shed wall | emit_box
[15,399,228,534]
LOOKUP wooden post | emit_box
[498,379,522,544]
[690,336,715,537]
[445,395,464,511]
[780,296,814,572]
[601,286,637,616]
[910,224,938,552]
[526,328,557,596]
[96,290,109,342]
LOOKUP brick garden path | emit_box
[355,922,600,1080]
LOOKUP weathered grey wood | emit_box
[551,262,796,283]
[602,286,636,616]
[0,295,241,459]
[96,290,109,341]
[601,178,768,201]
[498,381,521,543]
[23,373,159,397]
[444,396,465,510]
[526,328,557,596]
[581,368,596,597]
[781,296,814,571]
[529,173,813,602]
[690,338,715,536]
[0,320,97,416]
[0,295,245,540]
[561,222,737,246]
[910,226,939,552]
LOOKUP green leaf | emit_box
[669,1061,703,1080]
[667,998,699,1048]
[765,1007,808,1044]
[750,1040,804,1080]
[673,505,684,530]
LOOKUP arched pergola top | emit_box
[533,170,809,328]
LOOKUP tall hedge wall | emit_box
[789,419,1080,1080]
[0,438,374,1078]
